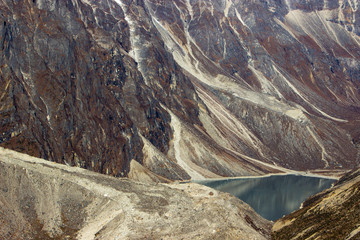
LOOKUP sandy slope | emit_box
[0,147,271,240]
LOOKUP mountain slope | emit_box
[0,0,359,180]
[0,147,271,240]
[272,168,360,239]
[146,0,360,170]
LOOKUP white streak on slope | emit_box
[196,86,265,156]
[285,10,326,52]
[40,97,54,131]
[284,0,291,10]
[316,10,355,58]
[248,65,284,99]
[306,126,330,168]
[235,9,249,29]
[114,0,148,84]
[224,0,232,18]
[185,0,193,19]
[274,17,301,43]
[273,65,348,122]
[150,14,204,81]
[168,110,205,180]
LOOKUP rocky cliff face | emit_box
[0,0,192,179]
[0,0,359,180]
[272,167,360,239]
[0,147,272,240]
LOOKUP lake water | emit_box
[194,174,336,221]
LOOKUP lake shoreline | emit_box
[190,174,337,221]
[179,170,345,183]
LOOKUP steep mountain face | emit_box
[146,0,360,170]
[0,0,359,180]
[272,168,360,239]
[0,0,193,179]
[0,147,272,240]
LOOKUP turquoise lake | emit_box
[194,174,336,221]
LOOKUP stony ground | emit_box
[0,147,272,240]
